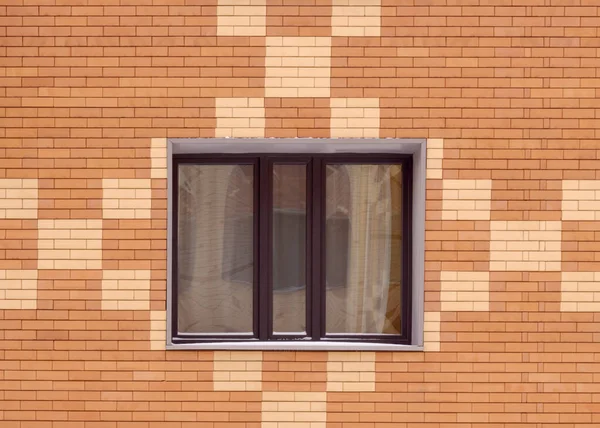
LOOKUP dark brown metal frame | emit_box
[171,154,413,345]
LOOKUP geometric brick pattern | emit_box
[262,391,327,427]
[215,97,266,138]
[213,351,263,391]
[0,269,37,309]
[3,1,600,426]
[0,178,37,219]
[217,0,266,36]
[332,0,381,37]
[150,310,167,350]
[327,352,375,392]
[440,271,490,311]
[102,179,152,219]
[37,219,102,270]
[426,138,443,180]
[442,179,492,220]
[265,37,332,98]
[560,272,600,312]
[423,311,441,352]
[490,221,562,272]
[151,138,168,179]
[330,98,379,138]
[562,180,600,220]
[101,269,150,310]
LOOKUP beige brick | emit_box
[151,137,167,150]
[151,138,168,179]
[102,270,151,311]
[442,179,492,221]
[266,37,331,98]
[262,392,326,427]
[424,311,440,352]
[441,271,490,311]
[0,270,37,310]
[0,178,38,219]
[103,179,152,219]
[215,98,265,138]
[117,300,149,310]
[426,139,443,179]
[228,351,264,361]
[214,351,262,391]
[150,310,166,350]
[327,353,375,392]
[560,272,600,312]
[562,180,600,220]
[38,220,102,270]
[330,98,380,138]
[217,0,266,36]
[0,300,24,309]
[577,302,600,311]
[332,0,381,37]
[490,221,561,272]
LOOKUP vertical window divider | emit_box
[401,157,413,343]
[311,157,324,340]
[305,159,313,339]
[258,156,271,340]
[171,160,180,340]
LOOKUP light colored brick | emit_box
[103,179,152,219]
[214,351,262,391]
[562,180,600,220]
[262,392,326,427]
[490,221,561,272]
[327,352,375,392]
[0,270,37,310]
[441,271,490,311]
[150,310,167,350]
[217,0,266,36]
[332,0,381,37]
[151,138,168,179]
[0,178,38,219]
[442,179,492,220]
[266,37,331,98]
[426,139,443,179]
[38,220,102,270]
[331,98,380,138]
[102,270,151,311]
[424,311,440,352]
[561,272,600,312]
[215,97,265,138]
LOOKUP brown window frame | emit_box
[172,153,413,345]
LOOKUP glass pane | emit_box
[272,164,307,334]
[177,164,254,334]
[325,164,403,335]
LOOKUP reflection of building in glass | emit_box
[177,165,254,334]
[177,163,403,336]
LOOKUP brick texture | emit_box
[1,2,600,427]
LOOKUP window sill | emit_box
[166,341,424,352]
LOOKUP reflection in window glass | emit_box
[177,164,254,334]
[272,164,307,334]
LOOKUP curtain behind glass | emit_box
[326,164,403,335]
[177,164,254,334]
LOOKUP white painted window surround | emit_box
[166,139,426,351]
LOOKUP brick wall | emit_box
[1,1,600,426]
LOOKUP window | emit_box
[172,154,412,345]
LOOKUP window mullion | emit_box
[257,156,271,340]
[310,156,324,340]
[402,157,413,343]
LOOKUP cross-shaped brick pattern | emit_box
[1,1,599,426]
